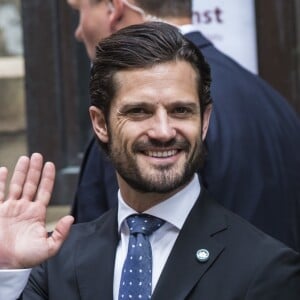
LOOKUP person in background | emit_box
[68,0,300,252]
[0,23,299,299]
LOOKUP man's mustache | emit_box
[132,138,191,152]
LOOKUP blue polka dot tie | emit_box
[118,214,165,300]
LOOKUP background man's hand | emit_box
[0,153,74,269]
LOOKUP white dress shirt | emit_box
[0,269,31,300]
[179,23,199,35]
[113,174,200,299]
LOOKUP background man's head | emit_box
[67,0,192,59]
[67,0,114,59]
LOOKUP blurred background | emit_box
[0,0,25,186]
[0,0,300,227]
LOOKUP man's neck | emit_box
[117,173,194,213]
[163,17,192,26]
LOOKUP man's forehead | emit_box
[89,0,107,4]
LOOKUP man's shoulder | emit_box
[197,191,297,256]
[223,203,290,251]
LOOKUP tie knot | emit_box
[126,214,165,236]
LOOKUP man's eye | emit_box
[129,108,147,114]
[125,107,151,119]
[173,107,193,115]
[127,107,147,115]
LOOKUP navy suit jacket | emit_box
[71,31,300,251]
[23,189,300,299]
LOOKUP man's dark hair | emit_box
[90,21,212,152]
[134,0,192,19]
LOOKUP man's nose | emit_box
[74,24,83,42]
[147,112,176,142]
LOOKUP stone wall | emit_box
[0,0,27,182]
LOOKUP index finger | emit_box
[21,153,44,202]
[35,161,56,206]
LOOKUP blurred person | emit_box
[69,0,300,252]
[0,23,299,299]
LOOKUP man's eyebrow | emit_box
[119,101,199,110]
[171,100,198,105]
[168,101,200,109]
[119,102,152,111]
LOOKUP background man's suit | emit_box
[72,30,300,252]
[22,189,300,299]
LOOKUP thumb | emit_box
[47,215,74,257]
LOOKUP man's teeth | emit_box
[146,150,177,158]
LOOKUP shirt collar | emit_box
[118,174,200,232]
[179,24,199,35]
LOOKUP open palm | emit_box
[0,153,73,269]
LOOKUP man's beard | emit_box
[107,135,206,194]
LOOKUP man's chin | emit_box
[130,171,191,194]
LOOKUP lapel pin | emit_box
[196,249,210,262]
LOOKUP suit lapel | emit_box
[152,190,227,300]
[75,208,119,300]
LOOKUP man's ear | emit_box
[201,104,212,141]
[89,106,109,143]
[109,0,125,31]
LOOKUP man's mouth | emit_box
[144,149,178,158]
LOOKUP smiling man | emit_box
[90,58,211,211]
[0,22,299,300]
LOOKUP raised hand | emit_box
[0,153,74,269]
